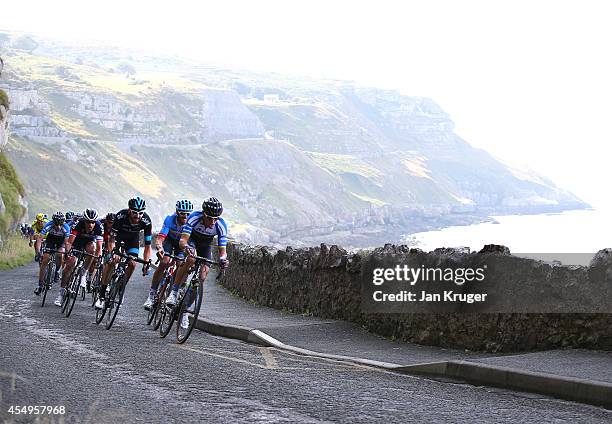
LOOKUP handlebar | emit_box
[69,249,98,258]
[113,248,151,265]
[154,252,185,265]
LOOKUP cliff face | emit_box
[0,90,27,236]
[0,104,8,148]
[0,32,589,247]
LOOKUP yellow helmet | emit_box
[36,213,45,221]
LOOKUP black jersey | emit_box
[112,209,153,246]
[71,219,103,249]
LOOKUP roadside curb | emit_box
[195,317,612,409]
[398,361,612,409]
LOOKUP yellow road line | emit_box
[259,347,279,369]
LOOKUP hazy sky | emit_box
[2,0,611,209]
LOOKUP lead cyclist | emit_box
[167,197,229,328]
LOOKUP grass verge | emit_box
[0,233,33,270]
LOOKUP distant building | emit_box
[263,94,280,103]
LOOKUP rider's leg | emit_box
[61,255,77,288]
[151,256,170,289]
[173,256,194,292]
[100,255,119,296]
[38,252,50,284]
[54,248,64,282]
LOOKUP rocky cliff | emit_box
[0,32,589,247]
[0,88,27,236]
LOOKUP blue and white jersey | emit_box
[181,211,228,247]
[158,213,184,241]
[41,221,71,238]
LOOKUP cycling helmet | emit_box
[176,199,194,213]
[52,211,65,225]
[128,196,146,211]
[36,213,45,221]
[105,212,116,222]
[83,208,99,221]
[65,211,75,221]
[202,197,223,218]
[74,213,83,220]
[43,213,48,220]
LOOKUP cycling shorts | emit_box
[45,234,65,251]
[187,240,213,261]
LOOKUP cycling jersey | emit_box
[181,212,228,247]
[111,209,152,253]
[158,213,185,241]
[41,221,71,238]
[71,219,103,251]
[30,219,48,235]
[100,218,114,244]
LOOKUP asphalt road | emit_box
[1,264,611,424]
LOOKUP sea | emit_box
[403,209,611,266]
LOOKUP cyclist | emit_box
[56,209,103,306]
[95,196,152,310]
[29,213,49,262]
[168,197,229,328]
[100,212,115,249]
[34,212,71,296]
[143,199,193,310]
[65,211,76,229]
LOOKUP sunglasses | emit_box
[203,214,219,222]
[129,209,144,217]
[177,212,190,217]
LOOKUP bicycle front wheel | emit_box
[105,277,126,330]
[153,277,173,331]
[41,261,54,308]
[65,269,81,318]
[176,280,203,344]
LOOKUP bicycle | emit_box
[95,248,150,330]
[40,247,60,308]
[90,255,105,307]
[159,255,219,344]
[148,253,183,329]
[62,249,96,318]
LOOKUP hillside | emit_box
[0,32,587,247]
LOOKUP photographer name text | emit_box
[373,290,487,303]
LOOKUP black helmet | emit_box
[202,197,223,218]
[65,211,75,221]
[105,212,116,222]
[52,211,65,225]
[128,196,146,211]
[176,199,194,213]
[83,208,99,221]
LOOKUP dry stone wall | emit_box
[220,243,612,352]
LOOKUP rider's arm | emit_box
[178,233,190,251]
[107,232,116,253]
[95,239,103,257]
[64,233,76,254]
[156,215,171,253]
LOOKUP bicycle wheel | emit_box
[94,285,108,324]
[41,260,54,308]
[65,268,81,318]
[105,277,126,330]
[61,267,76,314]
[91,264,103,307]
[153,276,173,331]
[177,279,203,344]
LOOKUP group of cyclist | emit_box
[29,195,229,327]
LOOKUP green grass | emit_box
[0,233,33,270]
[0,151,26,235]
[0,89,9,110]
